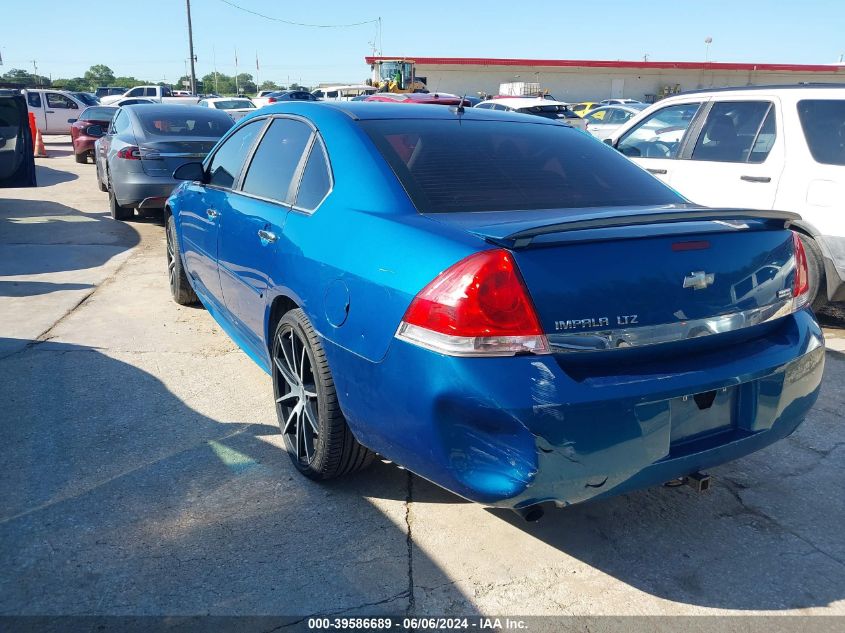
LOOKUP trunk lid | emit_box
[139,137,218,177]
[427,206,800,348]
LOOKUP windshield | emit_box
[80,106,117,121]
[72,93,99,106]
[213,99,255,110]
[361,118,683,213]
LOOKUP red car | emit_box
[364,92,471,106]
[70,105,117,164]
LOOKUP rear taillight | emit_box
[116,146,141,160]
[396,249,550,357]
[267,97,277,103]
[793,232,810,306]
[116,146,161,160]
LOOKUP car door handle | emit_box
[257,229,277,243]
[740,175,771,183]
[206,208,219,219]
[647,168,668,175]
[46,110,55,113]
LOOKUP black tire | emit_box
[799,234,827,311]
[272,309,374,480]
[74,151,86,164]
[108,178,133,221]
[166,214,198,306]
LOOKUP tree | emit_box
[259,80,280,91]
[84,64,116,86]
[52,77,87,91]
[113,76,147,89]
[1,68,50,87]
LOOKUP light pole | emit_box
[705,36,713,63]
[186,0,197,94]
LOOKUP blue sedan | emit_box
[165,102,824,519]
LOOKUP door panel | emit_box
[180,184,225,302]
[218,195,289,342]
[667,99,783,209]
[44,93,78,134]
[0,94,36,187]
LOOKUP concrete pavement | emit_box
[1,140,844,619]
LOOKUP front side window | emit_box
[691,101,774,163]
[46,93,75,109]
[241,118,313,202]
[126,87,144,97]
[206,119,264,188]
[362,118,684,214]
[617,102,702,159]
[797,99,845,166]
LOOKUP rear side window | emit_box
[206,119,264,189]
[27,92,42,108]
[241,118,312,202]
[798,99,845,166]
[362,118,684,213]
[294,138,331,210]
[691,101,775,163]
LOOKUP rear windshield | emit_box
[137,111,233,137]
[213,99,255,110]
[361,118,683,213]
[516,104,579,120]
[81,106,117,121]
[797,99,845,166]
[72,93,99,106]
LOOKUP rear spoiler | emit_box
[488,209,801,249]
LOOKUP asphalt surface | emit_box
[1,139,844,618]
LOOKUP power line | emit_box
[218,0,378,28]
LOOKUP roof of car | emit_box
[250,101,567,125]
[122,103,231,117]
[677,83,845,96]
[477,97,572,108]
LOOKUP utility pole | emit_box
[186,0,197,94]
[32,60,40,87]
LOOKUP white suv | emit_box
[608,85,845,309]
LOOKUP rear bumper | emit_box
[73,137,96,155]
[328,309,824,509]
[112,174,178,209]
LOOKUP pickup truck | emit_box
[100,85,199,106]
[23,89,90,135]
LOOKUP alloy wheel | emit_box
[166,224,177,293]
[273,326,319,464]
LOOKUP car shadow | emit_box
[486,351,845,611]
[0,199,140,277]
[0,280,93,297]
[0,337,475,616]
[35,164,78,186]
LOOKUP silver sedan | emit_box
[94,104,233,220]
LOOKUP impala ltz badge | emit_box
[683,271,715,290]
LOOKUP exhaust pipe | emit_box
[664,472,712,492]
[512,504,544,522]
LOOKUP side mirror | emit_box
[603,138,614,146]
[68,118,78,124]
[86,125,104,137]
[173,161,205,182]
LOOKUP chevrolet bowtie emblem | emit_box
[683,271,715,290]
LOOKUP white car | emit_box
[600,98,644,106]
[198,97,257,121]
[583,103,648,140]
[312,84,377,101]
[608,84,845,309]
[251,90,277,108]
[24,89,90,134]
[475,97,587,130]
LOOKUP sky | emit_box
[1,0,843,86]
